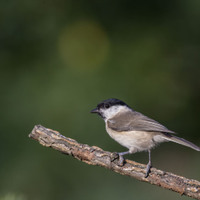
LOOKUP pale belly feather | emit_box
[106,125,166,153]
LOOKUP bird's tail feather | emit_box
[163,134,200,151]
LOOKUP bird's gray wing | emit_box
[107,111,175,134]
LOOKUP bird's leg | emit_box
[117,151,130,166]
[145,149,152,178]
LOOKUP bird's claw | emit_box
[145,162,152,178]
[111,152,125,166]
[110,152,119,162]
[118,155,125,166]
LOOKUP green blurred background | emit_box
[1,0,200,199]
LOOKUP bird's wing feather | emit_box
[107,110,175,134]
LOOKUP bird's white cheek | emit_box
[102,106,127,120]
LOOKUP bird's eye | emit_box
[104,104,110,109]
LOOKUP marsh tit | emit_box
[91,98,200,177]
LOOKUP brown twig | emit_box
[29,125,200,199]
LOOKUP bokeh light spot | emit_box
[58,20,110,70]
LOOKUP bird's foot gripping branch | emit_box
[29,125,200,199]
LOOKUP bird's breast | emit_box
[105,123,160,152]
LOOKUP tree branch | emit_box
[29,125,200,199]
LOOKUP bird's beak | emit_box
[90,107,99,114]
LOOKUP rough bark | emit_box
[29,125,200,199]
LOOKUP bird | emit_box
[91,98,200,177]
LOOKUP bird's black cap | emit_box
[91,98,127,113]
